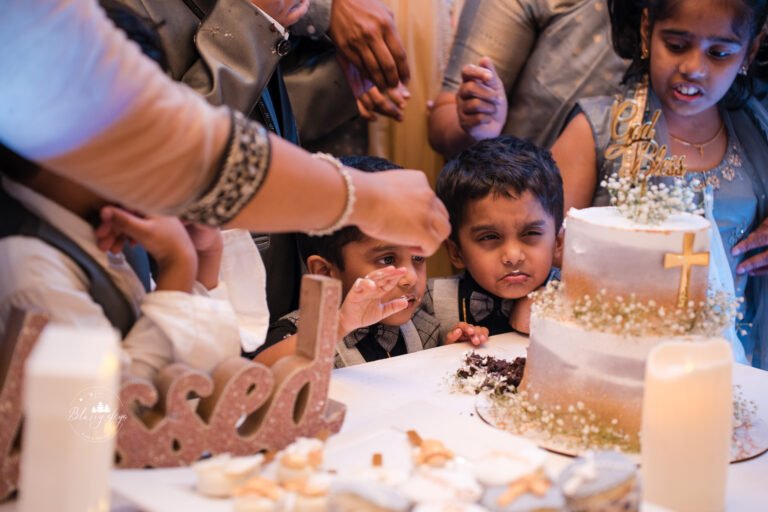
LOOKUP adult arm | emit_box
[550,113,598,214]
[428,0,541,156]
[1,0,449,255]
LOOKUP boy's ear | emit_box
[444,238,466,270]
[306,255,338,278]
[554,226,565,268]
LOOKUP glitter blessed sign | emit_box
[0,275,346,501]
[605,97,687,182]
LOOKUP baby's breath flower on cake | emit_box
[531,280,741,338]
[602,174,702,224]
[484,390,637,452]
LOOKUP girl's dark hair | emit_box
[608,0,768,106]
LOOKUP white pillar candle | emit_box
[20,325,121,512]
[641,338,732,512]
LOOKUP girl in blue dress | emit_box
[552,0,768,367]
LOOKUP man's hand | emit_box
[337,266,409,337]
[328,0,410,89]
[338,55,410,121]
[733,218,768,276]
[457,57,507,142]
[444,322,489,346]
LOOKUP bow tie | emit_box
[346,324,401,353]
[469,290,515,323]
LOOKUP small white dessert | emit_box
[232,476,284,512]
[400,465,483,505]
[284,472,334,512]
[193,453,264,498]
[276,437,324,484]
[408,430,454,468]
[413,504,490,512]
[329,480,412,512]
[470,449,547,487]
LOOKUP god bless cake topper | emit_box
[604,91,687,182]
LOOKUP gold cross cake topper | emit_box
[604,90,687,184]
[664,232,710,308]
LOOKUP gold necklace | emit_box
[669,123,725,157]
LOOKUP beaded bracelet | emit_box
[307,153,357,237]
[180,111,270,226]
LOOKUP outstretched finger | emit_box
[382,27,409,86]
[737,250,768,275]
[355,44,387,95]
[733,226,768,256]
[380,296,409,318]
[477,57,504,90]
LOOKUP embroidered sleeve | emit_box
[180,112,271,226]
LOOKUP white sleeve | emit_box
[208,229,270,352]
[0,237,172,379]
[0,0,230,214]
[0,237,240,380]
[138,291,242,373]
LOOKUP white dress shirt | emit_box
[0,179,269,379]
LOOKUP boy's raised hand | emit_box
[96,206,197,293]
[445,322,489,346]
[337,266,409,337]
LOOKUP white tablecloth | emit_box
[3,333,767,511]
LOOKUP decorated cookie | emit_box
[283,472,334,512]
[400,465,483,505]
[407,430,455,468]
[233,476,284,512]
[276,437,324,484]
[192,453,264,498]
[481,469,565,512]
[556,451,639,512]
[329,481,411,512]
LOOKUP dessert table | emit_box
[2,333,767,511]
[329,332,768,512]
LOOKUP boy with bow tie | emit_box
[254,156,488,368]
[425,136,563,338]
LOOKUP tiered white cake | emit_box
[520,206,713,442]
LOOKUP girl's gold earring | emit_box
[641,46,649,60]
[739,64,749,76]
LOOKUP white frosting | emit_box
[400,466,482,504]
[330,479,412,510]
[413,503,489,512]
[567,207,710,232]
[193,453,264,498]
[529,314,708,387]
[281,437,324,459]
[233,495,281,512]
[562,206,711,311]
[470,449,546,487]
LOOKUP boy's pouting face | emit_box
[446,189,563,300]
[310,236,427,327]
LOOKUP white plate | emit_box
[111,401,546,511]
